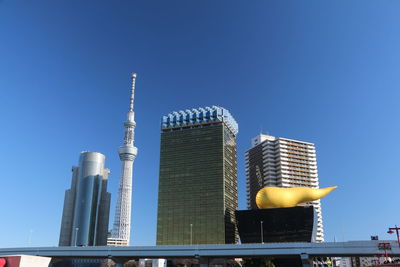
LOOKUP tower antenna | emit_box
[130,73,137,112]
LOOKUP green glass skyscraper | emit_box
[156,106,238,245]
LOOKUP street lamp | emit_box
[387,225,400,248]
[74,227,79,247]
[190,224,193,245]
[260,221,264,244]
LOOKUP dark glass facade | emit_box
[156,122,238,245]
[235,206,317,243]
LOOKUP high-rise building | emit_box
[245,134,324,242]
[156,106,238,245]
[109,73,138,246]
[59,151,111,246]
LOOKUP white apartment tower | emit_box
[108,73,138,246]
[245,134,324,242]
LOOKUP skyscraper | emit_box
[156,106,238,245]
[59,151,111,246]
[245,134,324,242]
[109,73,138,246]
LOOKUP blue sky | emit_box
[1,1,400,247]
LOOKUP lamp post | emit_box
[74,227,79,247]
[190,224,193,245]
[387,225,400,248]
[260,221,264,244]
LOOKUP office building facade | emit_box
[156,106,238,245]
[59,151,111,246]
[245,134,324,242]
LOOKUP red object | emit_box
[0,258,6,267]
[388,225,400,248]
[378,242,392,262]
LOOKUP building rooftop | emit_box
[161,105,238,135]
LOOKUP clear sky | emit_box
[1,0,400,248]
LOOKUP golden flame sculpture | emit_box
[255,186,337,209]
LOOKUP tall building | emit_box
[245,134,324,242]
[156,106,238,245]
[109,73,138,246]
[59,151,111,246]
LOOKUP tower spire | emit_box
[130,73,137,112]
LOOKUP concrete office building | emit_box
[245,134,324,242]
[59,152,111,246]
[156,106,238,245]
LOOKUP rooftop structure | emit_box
[161,106,238,135]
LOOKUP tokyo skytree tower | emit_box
[110,73,138,246]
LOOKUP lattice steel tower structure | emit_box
[109,73,138,246]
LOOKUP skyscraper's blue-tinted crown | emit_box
[162,106,238,135]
